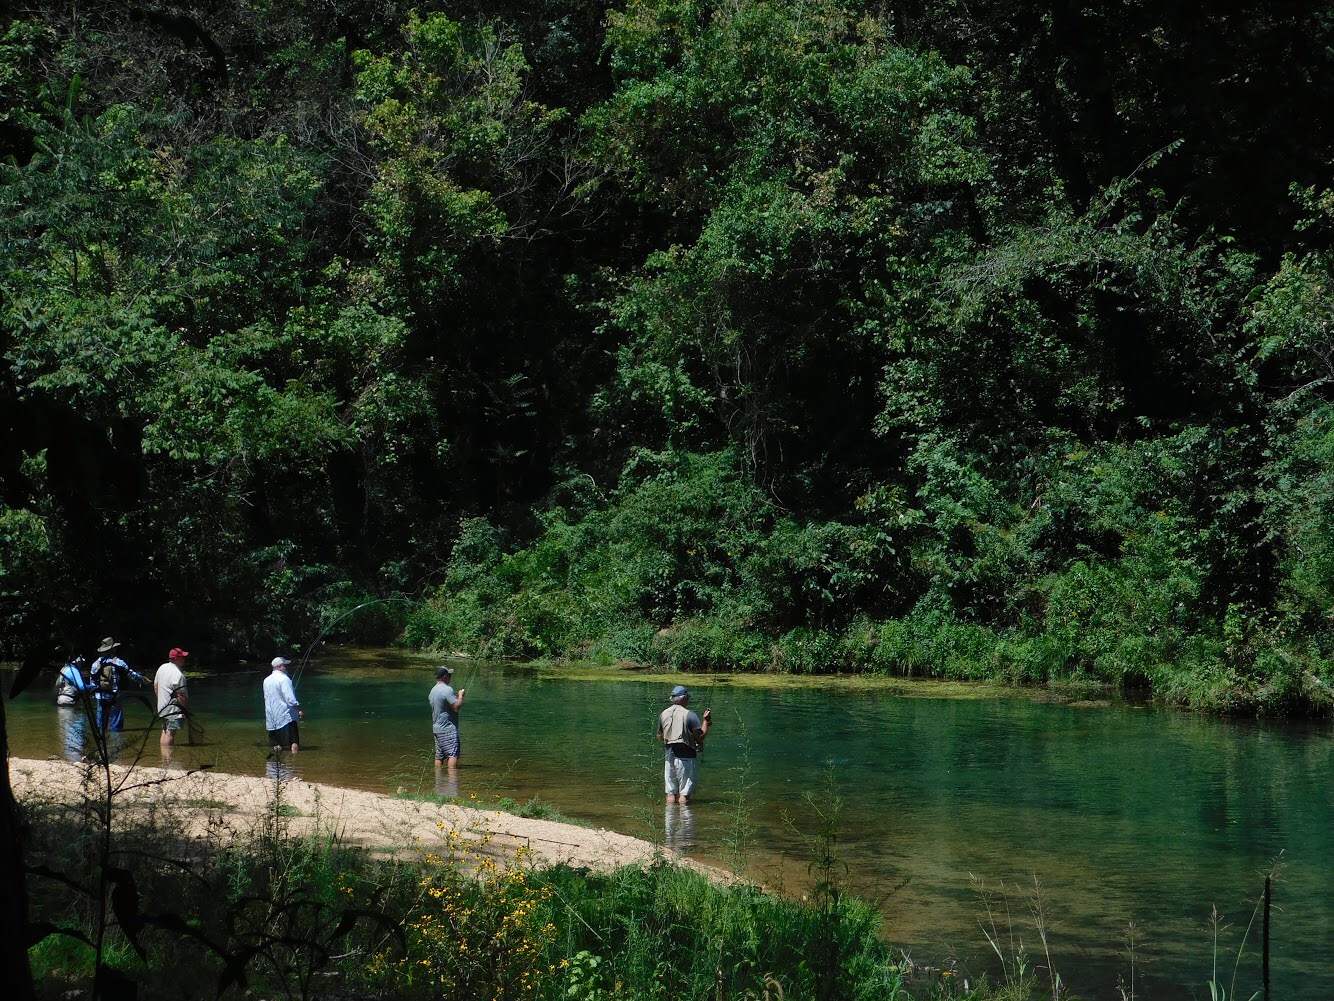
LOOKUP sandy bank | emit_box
[9,757,723,879]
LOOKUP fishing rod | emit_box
[292,596,418,689]
[451,660,481,694]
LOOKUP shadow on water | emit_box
[6,651,1334,999]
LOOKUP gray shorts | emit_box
[161,713,184,732]
[433,727,460,761]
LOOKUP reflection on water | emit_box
[664,803,695,853]
[6,652,1334,1000]
[56,706,87,762]
[265,753,301,783]
[434,766,459,800]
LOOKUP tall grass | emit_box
[18,753,1292,1001]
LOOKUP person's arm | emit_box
[454,688,465,712]
[693,709,712,746]
[174,680,189,708]
[278,675,302,718]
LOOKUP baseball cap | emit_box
[272,656,291,669]
[435,665,453,678]
[670,684,690,699]
[169,647,189,660]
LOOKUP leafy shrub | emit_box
[652,617,769,673]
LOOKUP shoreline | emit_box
[9,756,727,879]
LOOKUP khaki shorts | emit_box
[664,754,698,799]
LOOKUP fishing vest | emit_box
[659,704,698,750]
[55,670,80,706]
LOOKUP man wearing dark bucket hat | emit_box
[89,636,147,733]
[429,665,466,773]
[657,684,711,804]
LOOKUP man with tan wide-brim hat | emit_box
[89,636,147,733]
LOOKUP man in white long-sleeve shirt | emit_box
[263,656,302,753]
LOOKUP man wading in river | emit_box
[264,656,302,754]
[90,637,148,734]
[154,647,190,759]
[430,665,466,776]
[658,685,711,805]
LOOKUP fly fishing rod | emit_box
[291,596,418,689]
[450,660,480,695]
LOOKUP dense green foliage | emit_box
[3,2,1334,709]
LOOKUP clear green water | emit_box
[7,651,1333,997]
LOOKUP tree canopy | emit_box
[3,1,1333,710]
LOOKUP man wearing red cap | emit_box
[154,648,190,755]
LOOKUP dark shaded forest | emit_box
[3,1,1334,710]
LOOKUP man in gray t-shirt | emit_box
[429,665,467,771]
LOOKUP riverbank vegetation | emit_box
[19,759,1274,1001]
[3,3,1334,711]
[16,756,953,999]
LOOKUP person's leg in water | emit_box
[433,727,460,776]
[160,715,177,754]
[434,763,459,799]
[665,802,695,852]
[678,756,697,805]
[665,753,687,805]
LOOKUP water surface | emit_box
[7,652,1331,997]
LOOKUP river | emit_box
[6,650,1332,998]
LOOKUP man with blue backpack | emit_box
[55,656,89,707]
